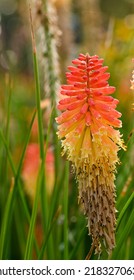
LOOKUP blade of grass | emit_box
[69,227,86,260]
[3,75,12,182]
[38,206,61,260]
[0,178,14,259]
[44,165,65,259]
[14,197,28,257]
[0,129,16,175]
[0,75,12,215]
[28,3,48,231]
[117,191,134,230]
[48,167,65,228]
[125,237,131,260]
[18,187,40,256]
[41,107,55,259]
[63,161,69,260]
[5,75,12,144]
[0,114,36,226]
[28,2,44,159]
[41,106,54,227]
[0,127,39,258]
[112,207,134,259]
[24,161,44,260]
[0,111,36,259]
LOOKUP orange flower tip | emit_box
[90,70,100,78]
[94,81,108,88]
[79,53,86,58]
[59,98,75,105]
[55,116,60,124]
[91,108,101,119]
[113,98,119,105]
[75,123,85,134]
[104,73,110,80]
[67,102,82,111]
[61,85,73,90]
[83,75,88,80]
[77,93,87,100]
[93,91,102,97]
[86,53,99,59]
[77,64,88,70]
[61,90,73,96]
[57,104,63,111]
[80,103,88,114]
[85,88,90,93]
[68,66,78,71]
[93,76,99,82]
[85,112,92,126]
[112,118,122,127]
[101,66,108,72]
[100,86,115,95]
[72,59,86,65]
[74,82,85,88]
[78,56,87,61]
[73,113,81,122]
[98,58,104,64]
[88,62,94,67]
[88,98,95,106]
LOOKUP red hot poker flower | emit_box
[56,53,125,255]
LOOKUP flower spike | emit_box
[56,53,125,255]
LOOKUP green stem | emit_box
[38,206,61,260]
[70,227,86,260]
[33,49,49,234]
[0,75,12,211]
[0,112,37,259]
[33,51,45,161]
[112,207,134,259]
[117,192,134,230]
[63,161,69,260]
[24,162,44,260]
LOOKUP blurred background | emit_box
[0,0,134,260]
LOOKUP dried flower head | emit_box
[31,0,61,98]
[56,53,125,255]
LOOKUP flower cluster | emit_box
[56,53,125,254]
